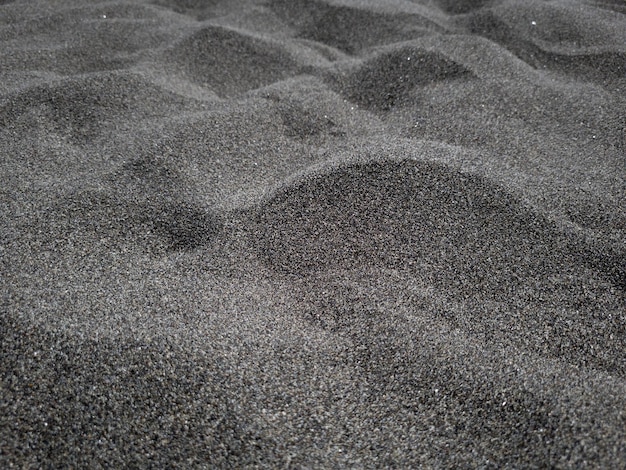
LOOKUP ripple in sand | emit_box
[341,47,475,111]
[268,0,444,55]
[165,25,301,97]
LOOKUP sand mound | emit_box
[255,159,548,275]
[0,72,202,143]
[268,0,447,55]
[164,25,303,96]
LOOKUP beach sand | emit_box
[1,0,625,467]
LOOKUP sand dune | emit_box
[2,0,625,467]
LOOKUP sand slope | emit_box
[1,0,625,467]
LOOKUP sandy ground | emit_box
[1,0,625,467]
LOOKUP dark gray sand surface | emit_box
[1,0,625,467]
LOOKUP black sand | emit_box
[1,0,625,467]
